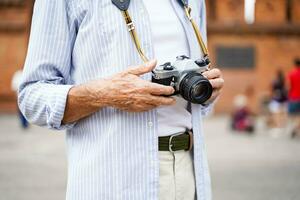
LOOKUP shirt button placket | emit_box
[148,121,153,127]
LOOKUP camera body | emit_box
[152,55,213,104]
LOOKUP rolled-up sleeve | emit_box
[18,0,76,130]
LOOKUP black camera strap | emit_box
[111,0,130,11]
[111,0,209,62]
[178,0,189,7]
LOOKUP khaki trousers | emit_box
[159,150,196,200]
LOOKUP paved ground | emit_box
[205,117,300,200]
[0,114,299,200]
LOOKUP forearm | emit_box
[62,81,109,124]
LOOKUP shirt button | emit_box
[148,121,153,127]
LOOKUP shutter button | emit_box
[162,62,174,71]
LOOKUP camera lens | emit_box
[179,72,213,104]
[193,85,206,97]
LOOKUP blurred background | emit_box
[0,0,300,200]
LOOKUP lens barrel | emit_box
[179,72,213,104]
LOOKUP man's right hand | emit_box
[86,60,176,112]
[63,60,175,124]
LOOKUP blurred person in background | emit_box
[268,69,288,129]
[231,86,255,133]
[11,70,28,129]
[288,59,300,138]
[17,0,224,200]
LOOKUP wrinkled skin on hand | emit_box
[86,60,176,112]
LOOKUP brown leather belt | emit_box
[158,131,193,152]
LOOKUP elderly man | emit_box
[19,0,224,199]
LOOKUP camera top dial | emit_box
[152,62,179,80]
[195,56,211,68]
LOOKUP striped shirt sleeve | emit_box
[18,0,76,130]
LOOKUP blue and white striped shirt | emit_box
[18,0,212,199]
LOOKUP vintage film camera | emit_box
[152,55,213,104]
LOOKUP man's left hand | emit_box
[202,68,224,105]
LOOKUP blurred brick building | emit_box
[206,0,300,113]
[0,0,300,113]
[0,0,33,112]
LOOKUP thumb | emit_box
[127,60,157,76]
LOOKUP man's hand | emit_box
[202,68,224,105]
[63,60,175,124]
[87,60,176,112]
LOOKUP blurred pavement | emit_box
[205,117,300,200]
[0,114,300,200]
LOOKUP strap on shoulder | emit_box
[178,0,189,7]
[112,0,130,11]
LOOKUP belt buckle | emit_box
[168,132,184,153]
[187,130,193,151]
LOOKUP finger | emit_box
[209,78,225,90]
[126,59,157,76]
[211,89,221,100]
[202,68,222,79]
[146,83,175,96]
[204,89,221,105]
